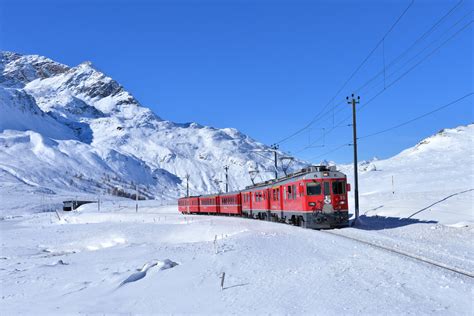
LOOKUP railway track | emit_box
[321,230,474,279]
[179,212,474,279]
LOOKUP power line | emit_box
[359,18,473,113]
[358,10,472,102]
[302,16,473,152]
[251,150,276,162]
[355,0,466,96]
[286,2,469,155]
[307,143,351,162]
[275,0,415,145]
[305,92,472,162]
[358,92,473,140]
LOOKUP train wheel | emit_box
[298,216,306,228]
[290,215,297,226]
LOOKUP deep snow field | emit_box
[0,199,473,315]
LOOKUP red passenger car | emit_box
[178,196,200,214]
[219,192,242,215]
[199,194,220,214]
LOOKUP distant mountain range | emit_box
[0,51,305,200]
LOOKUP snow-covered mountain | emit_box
[0,51,304,206]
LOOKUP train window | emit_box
[292,185,296,199]
[332,181,346,194]
[324,182,330,196]
[287,185,292,200]
[307,182,321,195]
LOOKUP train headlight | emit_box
[309,202,316,206]
[340,201,345,204]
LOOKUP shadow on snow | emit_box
[353,215,437,231]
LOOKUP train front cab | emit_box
[302,178,350,228]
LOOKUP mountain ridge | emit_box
[0,51,305,202]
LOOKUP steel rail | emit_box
[321,230,474,279]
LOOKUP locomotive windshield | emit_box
[332,181,346,194]
[306,182,321,195]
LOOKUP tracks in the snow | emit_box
[179,213,473,278]
[321,230,474,279]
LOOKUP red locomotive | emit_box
[178,165,350,229]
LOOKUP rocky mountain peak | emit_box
[0,51,70,87]
[0,51,306,197]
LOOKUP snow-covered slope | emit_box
[341,124,474,225]
[0,51,304,212]
[1,202,472,314]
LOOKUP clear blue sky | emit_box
[1,0,472,163]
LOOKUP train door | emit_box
[323,181,332,212]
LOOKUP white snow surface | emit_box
[1,202,473,314]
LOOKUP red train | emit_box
[178,165,350,229]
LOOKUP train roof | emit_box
[242,165,346,191]
[178,195,200,199]
[181,165,346,199]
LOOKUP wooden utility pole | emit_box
[224,165,229,193]
[185,173,190,197]
[346,94,360,224]
[271,144,279,179]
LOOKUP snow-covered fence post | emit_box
[220,272,225,291]
[214,235,218,254]
[135,185,138,213]
[392,175,395,195]
[55,210,61,221]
